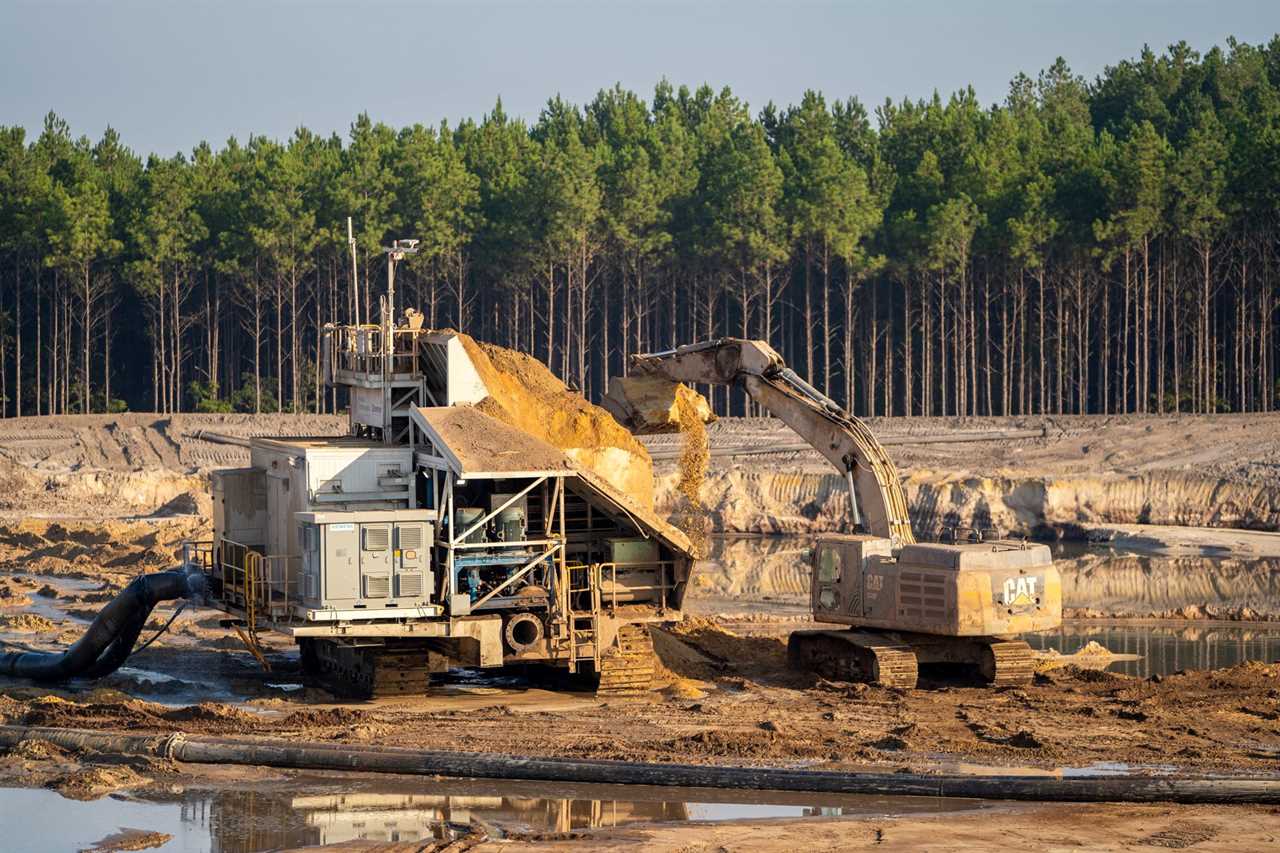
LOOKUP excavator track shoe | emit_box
[788,630,918,689]
[311,641,433,699]
[980,640,1036,686]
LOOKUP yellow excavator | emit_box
[614,338,1062,688]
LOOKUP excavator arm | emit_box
[629,338,916,546]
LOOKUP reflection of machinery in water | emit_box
[613,338,1063,688]
[295,792,689,843]
[197,787,690,850]
[180,237,694,699]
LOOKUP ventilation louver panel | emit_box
[397,573,423,598]
[898,571,947,621]
[398,525,423,550]
[363,575,390,599]
[363,526,390,551]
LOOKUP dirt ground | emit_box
[0,519,1276,783]
[1,413,1279,850]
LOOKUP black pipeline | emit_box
[0,566,204,681]
[1,725,1277,805]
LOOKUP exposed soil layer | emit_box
[3,412,1278,536]
[647,414,1280,536]
[0,412,346,517]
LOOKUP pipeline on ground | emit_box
[0,725,1276,805]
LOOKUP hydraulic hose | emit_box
[0,566,205,682]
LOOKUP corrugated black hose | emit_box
[0,566,204,682]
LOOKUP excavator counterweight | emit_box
[615,338,1062,689]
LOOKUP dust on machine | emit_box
[191,239,688,697]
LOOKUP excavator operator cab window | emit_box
[816,546,841,610]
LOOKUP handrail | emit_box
[325,324,426,381]
[594,560,674,612]
[215,538,301,625]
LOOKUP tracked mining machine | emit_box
[181,243,693,699]
[614,338,1062,689]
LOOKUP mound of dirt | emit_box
[5,738,67,761]
[0,582,32,607]
[459,334,655,508]
[52,764,149,801]
[0,613,58,632]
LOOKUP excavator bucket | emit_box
[602,375,715,435]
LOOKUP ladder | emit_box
[565,564,602,673]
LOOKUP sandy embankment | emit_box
[649,414,1280,541]
[1,412,1277,542]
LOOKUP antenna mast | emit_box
[348,217,360,327]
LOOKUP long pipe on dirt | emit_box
[0,567,204,681]
[188,430,252,448]
[2,726,1276,805]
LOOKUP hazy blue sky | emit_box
[2,1,1276,155]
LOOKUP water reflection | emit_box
[0,777,984,852]
[691,535,1280,617]
[1023,622,1280,679]
[1054,550,1280,615]
[199,785,694,850]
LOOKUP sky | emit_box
[2,0,1277,156]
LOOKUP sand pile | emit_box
[0,613,58,632]
[458,335,656,507]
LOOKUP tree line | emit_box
[1,37,1278,420]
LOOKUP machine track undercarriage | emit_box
[787,630,1035,690]
[592,624,656,696]
[298,626,660,700]
[301,639,442,699]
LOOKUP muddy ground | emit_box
[0,518,1277,784]
[1,414,1279,849]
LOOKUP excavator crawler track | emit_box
[595,624,655,696]
[788,630,919,689]
[980,640,1036,686]
[307,640,433,699]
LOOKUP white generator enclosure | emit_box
[299,510,435,613]
[245,437,415,561]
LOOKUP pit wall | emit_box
[654,468,1280,538]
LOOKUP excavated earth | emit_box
[648,413,1280,536]
[1,412,1279,850]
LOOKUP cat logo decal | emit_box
[999,576,1040,609]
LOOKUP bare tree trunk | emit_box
[821,241,831,398]
[804,244,814,383]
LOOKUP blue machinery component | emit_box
[453,552,551,603]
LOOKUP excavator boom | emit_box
[629,338,915,545]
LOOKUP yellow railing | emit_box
[215,538,300,625]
